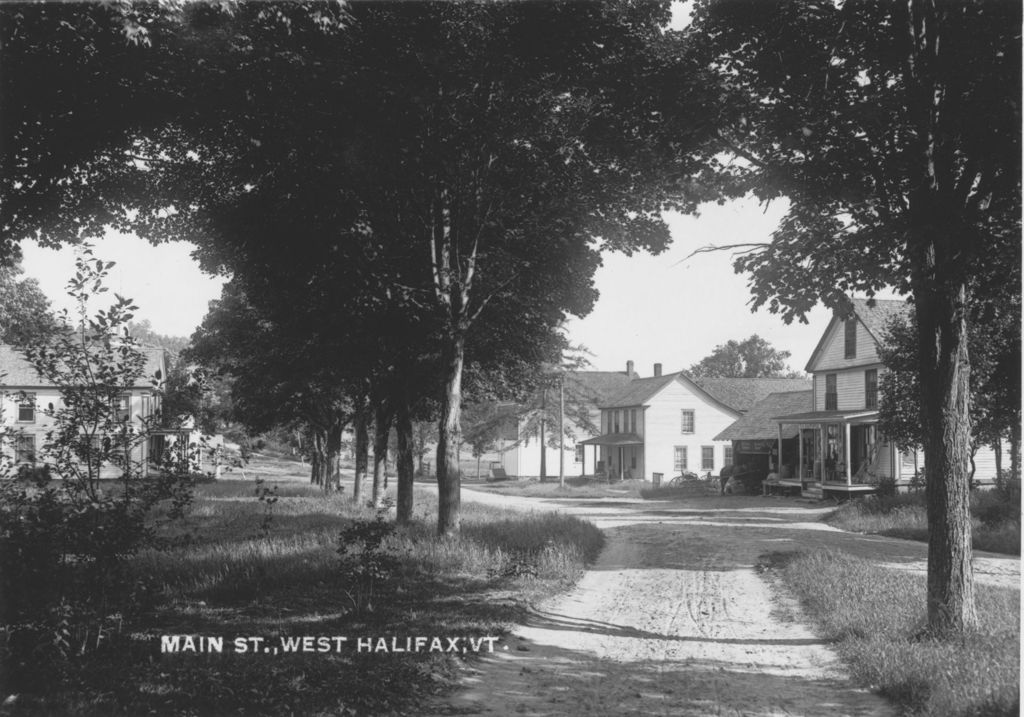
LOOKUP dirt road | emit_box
[428,490,1019,717]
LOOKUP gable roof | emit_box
[714,390,813,441]
[849,298,911,345]
[0,344,167,389]
[600,372,812,414]
[601,372,681,409]
[563,370,637,406]
[805,297,911,371]
[693,377,812,413]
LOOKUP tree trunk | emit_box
[325,416,343,492]
[395,397,415,524]
[310,430,324,486]
[1011,422,1021,479]
[994,439,1002,483]
[436,334,464,536]
[353,409,368,505]
[914,283,978,633]
[372,402,391,508]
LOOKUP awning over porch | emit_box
[772,409,878,425]
[578,433,644,446]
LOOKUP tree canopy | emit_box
[687,335,798,378]
[681,0,1021,632]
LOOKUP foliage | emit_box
[879,304,1021,457]
[772,550,1019,716]
[461,402,507,460]
[682,0,1021,633]
[825,491,1020,556]
[687,334,800,378]
[2,1,707,535]
[0,250,197,692]
[0,263,59,346]
[337,515,402,614]
[0,466,602,715]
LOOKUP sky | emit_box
[17,194,890,376]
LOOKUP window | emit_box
[114,393,131,422]
[613,410,620,433]
[702,446,715,471]
[844,318,857,359]
[15,434,35,463]
[673,446,688,472]
[680,409,695,434]
[574,445,584,463]
[825,374,837,410]
[629,409,637,434]
[17,394,35,423]
[724,444,734,467]
[865,369,878,409]
[630,450,636,469]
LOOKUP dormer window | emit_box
[844,318,857,359]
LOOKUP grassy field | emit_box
[826,488,1021,555]
[5,456,604,716]
[768,550,1020,717]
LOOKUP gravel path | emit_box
[427,489,1019,716]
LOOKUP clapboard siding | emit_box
[810,317,882,372]
[815,365,885,411]
[640,377,738,480]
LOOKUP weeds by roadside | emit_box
[3,478,603,715]
[767,550,1019,717]
[826,487,1021,555]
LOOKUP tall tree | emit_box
[0,264,58,345]
[687,335,798,378]
[682,0,1021,632]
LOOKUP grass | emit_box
[639,477,720,500]
[464,474,649,498]
[768,550,1020,717]
[4,460,604,716]
[826,488,1021,555]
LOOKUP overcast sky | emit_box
[19,195,899,376]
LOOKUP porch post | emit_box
[776,422,783,473]
[844,422,852,485]
[819,424,826,482]
[798,427,804,480]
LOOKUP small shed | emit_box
[714,390,813,486]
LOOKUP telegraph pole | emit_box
[558,372,565,488]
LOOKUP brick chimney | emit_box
[626,360,635,377]
[654,363,662,377]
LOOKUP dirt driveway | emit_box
[427,490,1020,717]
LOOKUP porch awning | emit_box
[772,409,878,425]
[578,432,644,446]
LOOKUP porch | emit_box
[578,433,643,481]
[772,409,897,499]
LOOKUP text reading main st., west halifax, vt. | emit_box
[161,635,505,655]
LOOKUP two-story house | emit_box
[0,343,172,478]
[770,298,1004,499]
[579,364,810,481]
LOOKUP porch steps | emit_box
[801,484,824,500]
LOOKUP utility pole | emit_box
[558,372,565,488]
[539,387,546,480]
